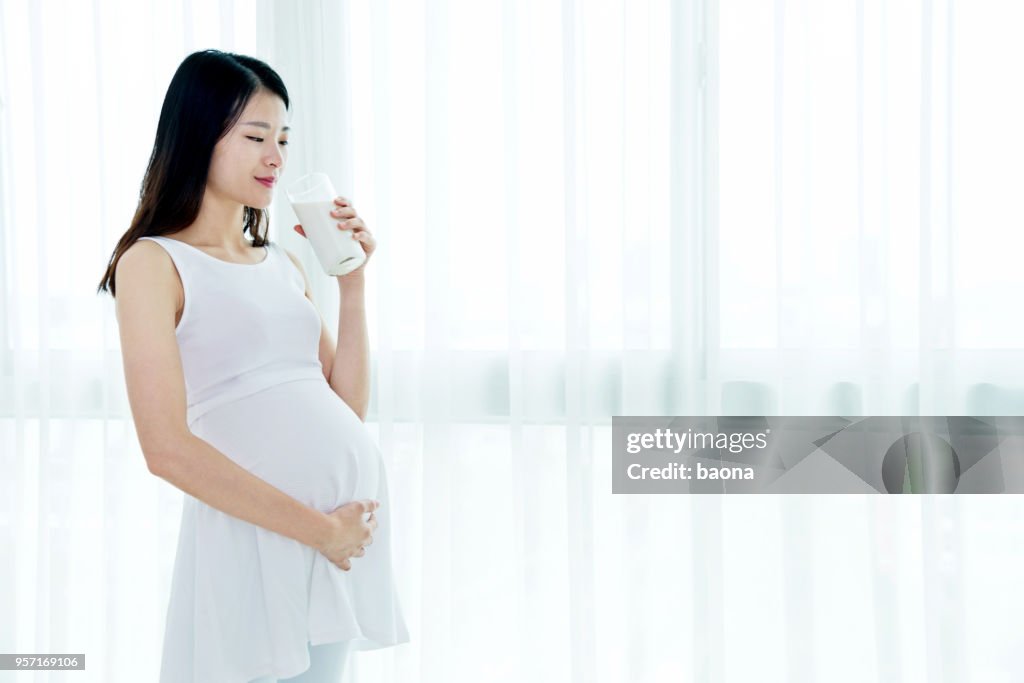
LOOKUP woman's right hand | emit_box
[317,499,380,571]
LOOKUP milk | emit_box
[291,199,366,276]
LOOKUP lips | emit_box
[255,177,276,188]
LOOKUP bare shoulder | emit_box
[281,246,313,299]
[281,245,304,272]
[114,239,183,311]
[117,236,168,270]
[115,239,179,297]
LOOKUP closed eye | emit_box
[247,136,288,146]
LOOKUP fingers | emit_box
[323,497,383,573]
[336,218,366,233]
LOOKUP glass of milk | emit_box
[286,172,367,276]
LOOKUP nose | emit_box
[266,147,284,169]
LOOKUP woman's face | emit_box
[207,90,289,210]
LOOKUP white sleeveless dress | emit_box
[136,235,409,683]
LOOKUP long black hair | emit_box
[97,49,289,297]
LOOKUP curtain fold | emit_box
[2,0,1024,681]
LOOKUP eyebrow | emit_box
[241,121,291,132]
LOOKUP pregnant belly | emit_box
[188,378,381,510]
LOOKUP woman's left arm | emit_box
[326,197,375,421]
[329,273,370,421]
[294,196,376,421]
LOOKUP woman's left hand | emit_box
[293,196,375,280]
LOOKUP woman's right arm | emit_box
[113,240,338,551]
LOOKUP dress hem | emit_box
[308,629,411,651]
[234,631,410,683]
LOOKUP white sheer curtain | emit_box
[2,0,1024,681]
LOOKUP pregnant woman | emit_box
[96,50,409,682]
